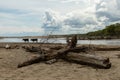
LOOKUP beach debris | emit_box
[64,53,111,68]
[4,44,19,49]
[18,35,111,69]
[5,44,10,49]
[18,55,43,68]
[45,59,57,64]
[116,54,120,58]
[15,45,19,49]
[95,47,120,51]
[50,46,63,50]
[25,46,42,52]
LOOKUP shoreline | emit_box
[0,36,120,40]
[0,42,120,51]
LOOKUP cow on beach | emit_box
[23,39,29,42]
[31,39,38,43]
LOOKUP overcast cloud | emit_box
[0,0,120,36]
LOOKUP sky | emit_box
[0,0,120,36]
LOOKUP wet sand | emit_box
[0,43,120,80]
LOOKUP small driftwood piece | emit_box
[25,46,42,52]
[50,46,63,50]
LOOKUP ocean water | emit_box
[0,38,120,45]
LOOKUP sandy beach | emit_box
[0,43,120,80]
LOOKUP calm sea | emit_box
[0,38,120,45]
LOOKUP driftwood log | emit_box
[18,48,69,68]
[95,47,120,51]
[64,53,111,68]
[18,56,44,68]
[18,35,111,69]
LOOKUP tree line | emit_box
[85,23,120,39]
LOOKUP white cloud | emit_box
[97,7,108,12]
[0,0,120,36]
[43,10,64,27]
[100,2,107,6]
[42,8,100,34]
[96,0,120,23]
[0,12,16,19]
[98,16,109,22]
[60,0,85,3]
[0,26,44,34]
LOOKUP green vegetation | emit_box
[86,23,120,39]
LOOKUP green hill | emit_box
[86,23,120,39]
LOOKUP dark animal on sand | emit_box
[23,39,29,42]
[31,39,38,43]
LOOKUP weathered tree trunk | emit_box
[18,55,44,68]
[18,35,111,69]
[64,53,111,69]
[95,47,120,51]
[17,48,70,68]
[18,47,111,69]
